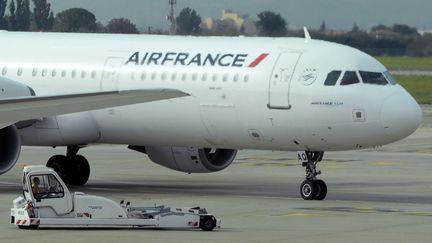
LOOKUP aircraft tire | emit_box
[68,155,90,186]
[314,179,327,200]
[300,180,318,200]
[47,155,70,184]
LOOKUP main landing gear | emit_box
[46,145,90,186]
[298,151,327,200]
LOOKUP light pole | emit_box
[167,0,177,35]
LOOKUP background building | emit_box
[202,9,257,36]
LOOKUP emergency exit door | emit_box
[268,52,301,109]
[100,57,124,91]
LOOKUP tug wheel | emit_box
[200,215,217,231]
[18,225,39,230]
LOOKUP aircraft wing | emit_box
[0,89,189,128]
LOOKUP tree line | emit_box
[0,0,139,33]
[175,8,432,57]
[308,23,432,57]
[0,0,430,56]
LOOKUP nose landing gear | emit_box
[298,151,327,200]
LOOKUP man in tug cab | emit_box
[31,177,41,194]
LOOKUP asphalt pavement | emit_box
[0,106,431,242]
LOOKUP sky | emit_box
[50,0,432,31]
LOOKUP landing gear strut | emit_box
[46,145,90,186]
[298,151,327,200]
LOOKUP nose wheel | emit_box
[298,151,327,200]
[300,179,327,200]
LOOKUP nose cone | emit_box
[381,92,422,143]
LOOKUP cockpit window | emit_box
[359,71,388,85]
[340,71,360,86]
[324,70,341,86]
[383,71,397,85]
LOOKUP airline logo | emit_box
[125,52,269,68]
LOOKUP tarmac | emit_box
[0,105,431,243]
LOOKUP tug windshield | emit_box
[30,174,64,199]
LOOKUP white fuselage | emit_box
[0,32,420,151]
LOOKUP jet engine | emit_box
[0,125,21,174]
[0,77,36,174]
[132,146,237,173]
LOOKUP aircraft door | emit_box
[268,52,302,109]
[100,57,124,91]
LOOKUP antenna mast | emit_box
[168,0,177,35]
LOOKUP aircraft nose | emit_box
[381,92,422,142]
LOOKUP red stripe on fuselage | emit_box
[248,53,269,68]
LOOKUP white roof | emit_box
[23,165,54,174]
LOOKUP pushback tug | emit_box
[11,165,220,231]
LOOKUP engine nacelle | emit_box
[0,125,21,174]
[0,78,32,175]
[144,146,237,173]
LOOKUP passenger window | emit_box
[91,71,97,79]
[324,71,341,86]
[340,71,360,86]
[212,73,218,82]
[81,71,87,79]
[71,70,76,78]
[61,70,67,78]
[244,75,250,83]
[42,69,47,77]
[17,68,23,76]
[359,71,388,85]
[202,73,207,81]
[222,74,228,82]
[233,74,239,82]
[52,70,57,77]
[32,68,38,77]
[141,72,147,81]
[181,73,187,81]
[161,72,167,81]
[171,73,177,81]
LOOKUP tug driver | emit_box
[32,177,42,195]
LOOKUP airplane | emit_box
[0,29,422,200]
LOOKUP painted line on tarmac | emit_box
[0,181,20,186]
[368,161,400,166]
[285,213,323,217]
[298,207,432,217]
[417,149,432,154]
[321,165,342,169]
[84,187,123,192]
